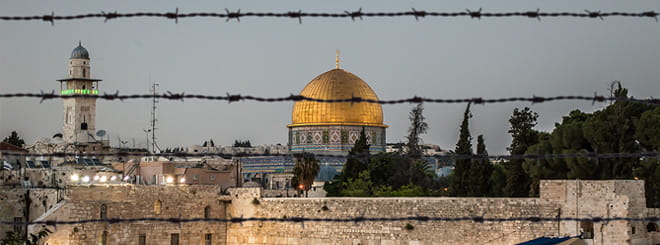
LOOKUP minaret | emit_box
[57,41,102,144]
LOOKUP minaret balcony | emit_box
[61,89,99,95]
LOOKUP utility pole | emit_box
[150,83,159,153]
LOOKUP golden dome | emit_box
[288,69,387,128]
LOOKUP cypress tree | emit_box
[450,103,473,196]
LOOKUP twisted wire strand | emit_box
[1,92,658,105]
[0,9,658,24]
[4,216,659,226]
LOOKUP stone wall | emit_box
[38,185,229,245]
[225,180,659,245]
[0,187,60,240]
[226,188,559,245]
[12,180,657,245]
[540,180,658,245]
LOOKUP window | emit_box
[204,206,211,218]
[101,231,108,245]
[205,234,212,245]
[648,222,659,232]
[580,221,594,239]
[154,200,162,214]
[170,233,179,245]
[341,131,348,144]
[193,175,199,181]
[322,131,329,144]
[138,234,146,245]
[100,204,107,219]
[632,225,636,234]
[209,174,216,181]
[13,217,23,234]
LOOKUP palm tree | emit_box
[293,153,320,197]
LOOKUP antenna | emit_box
[117,135,128,149]
[150,82,160,153]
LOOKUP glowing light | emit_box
[298,184,304,190]
[123,176,130,181]
[99,176,107,182]
[166,176,174,184]
[60,89,99,95]
[70,173,79,182]
[93,175,100,181]
[110,176,117,181]
[179,177,186,183]
[81,176,90,183]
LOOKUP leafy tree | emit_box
[292,153,320,197]
[209,139,215,147]
[340,170,373,197]
[582,85,649,179]
[202,141,208,147]
[449,103,473,196]
[1,227,51,245]
[406,103,428,158]
[504,107,538,197]
[325,129,370,196]
[2,131,25,147]
[488,164,507,197]
[233,140,252,147]
[635,107,660,151]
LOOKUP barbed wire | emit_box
[3,151,657,161]
[0,9,658,24]
[4,216,660,226]
[1,92,658,105]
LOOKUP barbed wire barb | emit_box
[466,8,482,19]
[225,8,240,22]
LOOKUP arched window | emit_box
[154,200,162,214]
[648,222,659,232]
[204,206,211,218]
[100,204,107,219]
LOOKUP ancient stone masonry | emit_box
[35,185,229,245]
[225,180,660,245]
[0,188,60,241]
[226,188,559,245]
[23,180,660,245]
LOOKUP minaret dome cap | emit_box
[70,41,89,59]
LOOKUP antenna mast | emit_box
[150,82,160,153]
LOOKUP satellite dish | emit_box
[96,130,106,137]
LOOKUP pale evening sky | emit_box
[1,1,659,154]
